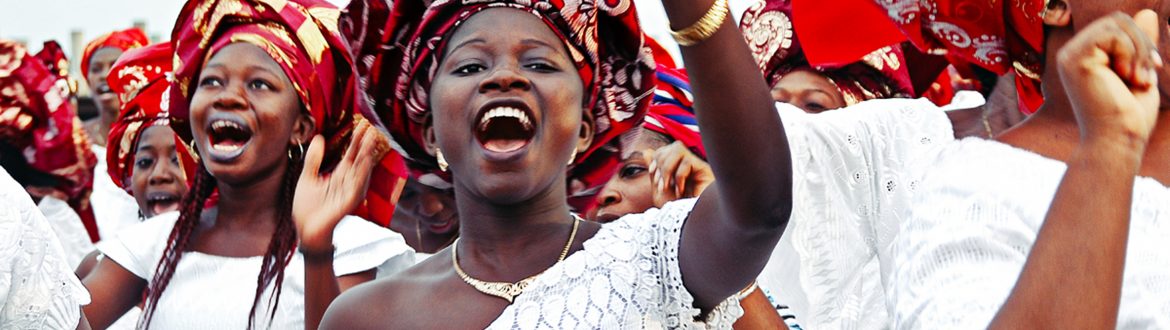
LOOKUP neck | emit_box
[998,29,1170,185]
[452,176,578,281]
[211,164,286,230]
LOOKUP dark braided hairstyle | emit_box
[139,148,304,329]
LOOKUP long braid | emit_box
[246,152,303,329]
[140,164,216,329]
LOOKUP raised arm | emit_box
[659,0,794,309]
[293,121,389,330]
[990,10,1161,329]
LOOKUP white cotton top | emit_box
[90,145,142,241]
[889,138,1170,329]
[488,198,744,329]
[0,168,90,330]
[98,212,415,329]
[756,99,955,330]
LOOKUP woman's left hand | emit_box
[293,120,389,253]
[648,141,714,208]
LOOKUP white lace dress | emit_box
[889,138,1170,329]
[756,99,955,329]
[488,198,744,329]
[0,168,91,329]
[98,213,416,329]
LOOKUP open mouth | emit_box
[94,84,113,95]
[205,117,253,161]
[144,191,181,216]
[475,104,535,154]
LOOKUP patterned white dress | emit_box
[487,198,744,329]
[0,168,91,329]
[890,138,1170,329]
[757,99,955,329]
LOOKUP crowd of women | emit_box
[1,0,1167,328]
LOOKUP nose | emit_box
[213,82,249,110]
[416,192,446,218]
[479,65,531,94]
[148,155,180,186]
[596,185,622,208]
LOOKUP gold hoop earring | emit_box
[436,148,449,172]
[567,147,578,166]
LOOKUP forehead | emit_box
[206,42,281,69]
[445,8,564,55]
[90,47,124,63]
[775,68,838,91]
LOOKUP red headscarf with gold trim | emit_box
[342,0,654,212]
[740,0,915,106]
[0,40,100,241]
[81,28,149,82]
[106,42,199,193]
[169,0,405,226]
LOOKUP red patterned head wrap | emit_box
[105,42,199,193]
[81,28,149,82]
[169,0,405,226]
[871,0,1046,113]
[342,0,654,211]
[739,0,915,106]
[0,40,99,240]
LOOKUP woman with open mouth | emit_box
[81,1,415,329]
[325,0,792,327]
[105,42,197,220]
[79,27,151,249]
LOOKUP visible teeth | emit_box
[212,143,241,152]
[479,107,532,130]
[211,120,242,131]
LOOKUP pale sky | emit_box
[0,0,753,75]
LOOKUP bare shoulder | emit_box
[321,252,456,329]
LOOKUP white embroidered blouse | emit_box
[757,99,955,329]
[889,138,1170,329]
[0,168,91,329]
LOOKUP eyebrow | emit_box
[622,151,645,162]
[520,38,560,51]
[448,38,487,55]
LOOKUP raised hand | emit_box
[1057,10,1162,155]
[648,141,714,207]
[293,119,390,253]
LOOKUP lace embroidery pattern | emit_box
[488,199,744,329]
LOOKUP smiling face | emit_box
[427,8,589,204]
[87,47,124,119]
[770,68,847,113]
[188,42,312,185]
[130,125,189,218]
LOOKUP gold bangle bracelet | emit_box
[670,0,729,47]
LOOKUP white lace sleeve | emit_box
[0,169,90,330]
[641,198,745,329]
[328,216,415,277]
[37,196,95,269]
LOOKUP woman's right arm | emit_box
[989,10,1161,329]
[82,258,147,329]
